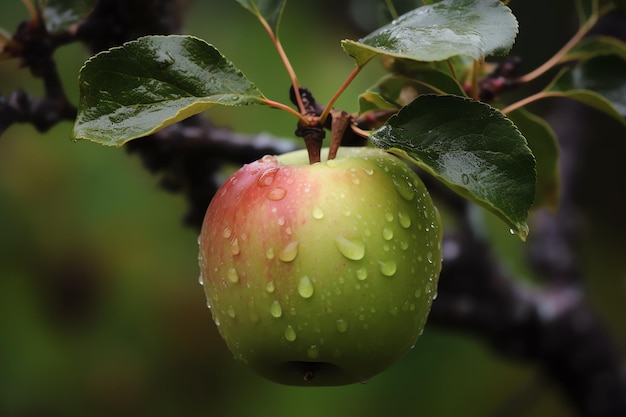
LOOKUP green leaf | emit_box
[358,70,465,114]
[235,0,286,35]
[342,0,518,66]
[72,35,266,146]
[561,35,626,63]
[370,95,535,241]
[37,0,97,33]
[507,109,560,211]
[547,55,626,124]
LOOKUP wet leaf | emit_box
[37,0,97,33]
[235,0,286,35]
[342,0,518,66]
[73,35,266,146]
[370,95,535,240]
[547,55,626,124]
[507,109,560,211]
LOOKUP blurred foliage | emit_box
[0,1,624,416]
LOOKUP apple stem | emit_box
[296,121,325,164]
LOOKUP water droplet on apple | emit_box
[270,300,283,318]
[297,276,314,298]
[230,238,240,255]
[379,260,397,276]
[426,251,433,264]
[392,176,415,200]
[389,306,399,316]
[227,305,236,318]
[222,227,232,239]
[363,167,374,176]
[307,345,320,359]
[400,240,409,250]
[267,187,287,200]
[258,167,279,187]
[414,288,422,298]
[312,206,325,219]
[326,159,339,168]
[284,325,297,341]
[385,211,394,222]
[277,216,286,226]
[206,298,212,309]
[279,241,299,262]
[198,274,204,286]
[227,267,239,283]
[260,155,278,164]
[352,176,361,185]
[334,236,365,260]
[356,267,368,281]
[335,319,348,333]
[398,210,411,228]
[266,281,275,293]
[382,227,394,240]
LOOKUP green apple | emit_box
[198,147,442,386]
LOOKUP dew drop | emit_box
[277,217,286,226]
[382,227,394,241]
[260,155,278,164]
[379,260,397,277]
[336,319,348,333]
[509,228,515,235]
[312,206,325,220]
[385,211,394,222]
[227,305,236,318]
[222,227,232,239]
[206,298,212,310]
[198,274,204,286]
[352,176,361,185]
[279,241,299,262]
[227,267,239,283]
[356,267,368,281]
[266,281,275,293]
[414,288,422,298]
[334,236,365,260]
[393,176,415,201]
[389,306,399,316]
[230,238,240,255]
[284,325,297,341]
[400,240,409,250]
[267,187,287,200]
[398,211,412,228]
[462,173,470,185]
[427,251,433,264]
[270,300,283,318]
[307,345,320,359]
[258,167,279,187]
[298,276,314,299]
[265,247,275,260]
[363,167,374,176]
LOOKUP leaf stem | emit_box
[319,65,362,125]
[258,16,306,114]
[261,98,308,124]
[517,7,609,84]
[385,0,399,20]
[500,91,564,115]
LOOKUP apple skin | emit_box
[198,147,442,386]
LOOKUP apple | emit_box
[198,147,442,386]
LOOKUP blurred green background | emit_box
[1,1,625,416]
